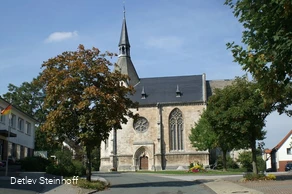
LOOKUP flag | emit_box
[1,104,12,115]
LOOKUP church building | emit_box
[100,13,232,171]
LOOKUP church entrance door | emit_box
[140,156,148,170]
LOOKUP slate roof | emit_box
[129,75,203,106]
[116,56,139,86]
[206,79,234,98]
[119,17,130,47]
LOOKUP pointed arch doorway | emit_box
[134,146,151,170]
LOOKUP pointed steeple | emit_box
[115,8,139,86]
[118,7,130,56]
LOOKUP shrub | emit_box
[46,149,85,177]
[46,162,76,176]
[242,173,276,181]
[216,155,239,170]
[55,149,73,166]
[21,156,51,172]
[72,160,86,176]
[266,174,276,180]
[237,151,266,172]
[243,173,266,181]
[74,179,108,190]
[189,162,194,169]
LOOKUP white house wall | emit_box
[0,100,36,160]
[278,133,292,161]
[0,107,35,149]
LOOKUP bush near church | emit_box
[237,151,266,172]
[46,149,86,176]
[215,155,239,170]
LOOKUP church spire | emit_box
[118,5,130,57]
[115,7,139,86]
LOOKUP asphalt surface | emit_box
[2,171,290,194]
[97,172,216,194]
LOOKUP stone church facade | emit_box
[100,13,232,171]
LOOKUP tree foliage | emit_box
[225,0,292,114]
[189,112,217,151]
[237,151,266,172]
[2,76,45,122]
[39,44,137,181]
[191,77,274,173]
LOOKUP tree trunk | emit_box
[222,150,227,171]
[251,140,258,174]
[86,147,92,181]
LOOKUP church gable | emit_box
[130,75,204,106]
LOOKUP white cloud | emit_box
[145,36,184,52]
[44,31,78,43]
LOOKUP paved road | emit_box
[96,172,216,194]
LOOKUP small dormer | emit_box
[176,85,182,97]
[141,87,147,99]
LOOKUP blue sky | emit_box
[0,0,290,149]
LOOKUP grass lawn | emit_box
[135,169,245,175]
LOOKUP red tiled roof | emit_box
[264,149,272,154]
[274,130,292,150]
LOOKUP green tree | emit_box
[189,112,235,171]
[203,77,274,174]
[237,151,266,172]
[2,76,45,121]
[189,113,217,151]
[39,45,137,181]
[225,0,292,114]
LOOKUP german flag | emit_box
[1,104,12,115]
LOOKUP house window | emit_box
[18,117,24,131]
[0,107,5,123]
[26,121,31,135]
[169,108,184,151]
[287,148,292,155]
[10,114,16,128]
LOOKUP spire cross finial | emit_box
[123,1,126,18]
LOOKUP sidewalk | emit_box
[162,172,292,194]
[224,173,292,194]
[157,174,263,194]
[203,179,264,194]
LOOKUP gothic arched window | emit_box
[169,108,184,151]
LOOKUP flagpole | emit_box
[5,111,11,176]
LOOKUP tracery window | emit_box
[133,117,149,133]
[169,108,184,151]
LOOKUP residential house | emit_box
[0,98,37,162]
[265,130,292,172]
